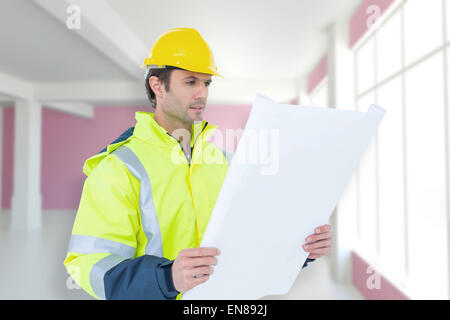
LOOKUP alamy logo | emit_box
[66,5,81,30]
[366,5,381,31]
[169,127,280,175]
[366,265,381,290]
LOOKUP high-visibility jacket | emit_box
[64,111,315,300]
[63,111,231,300]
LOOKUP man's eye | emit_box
[205,82,211,87]
[186,81,195,85]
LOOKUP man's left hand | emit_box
[302,224,332,259]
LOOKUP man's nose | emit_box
[194,83,208,100]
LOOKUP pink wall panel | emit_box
[203,105,253,153]
[349,0,395,48]
[306,0,395,94]
[2,105,252,210]
[352,251,409,299]
[40,106,144,210]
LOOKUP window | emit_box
[404,0,443,65]
[353,0,449,299]
[309,79,328,108]
[404,53,448,299]
[356,93,378,260]
[376,10,402,82]
[376,76,406,284]
[355,38,375,94]
[447,0,450,42]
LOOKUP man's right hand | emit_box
[171,247,220,293]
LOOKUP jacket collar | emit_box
[133,111,217,148]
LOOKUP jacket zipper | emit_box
[189,122,208,166]
[166,121,209,166]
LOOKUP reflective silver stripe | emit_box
[90,254,127,300]
[112,146,163,257]
[68,234,135,258]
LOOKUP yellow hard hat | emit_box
[142,28,221,77]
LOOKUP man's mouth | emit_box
[189,104,204,110]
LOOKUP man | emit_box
[64,28,332,300]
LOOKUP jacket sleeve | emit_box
[64,154,178,300]
[104,256,179,300]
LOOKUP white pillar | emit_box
[326,19,358,285]
[11,99,42,230]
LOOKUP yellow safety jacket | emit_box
[64,111,230,300]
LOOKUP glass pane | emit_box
[447,0,450,42]
[376,76,406,283]
[405,53,448,299]
[376,10,402,82]
[356,38,375,95]
[335,97,359,258]
[404,0,443,66]
[356,92,378,259]
[300,93,312,107]
[310,82,328,108]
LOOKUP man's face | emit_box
[159,69,212,125]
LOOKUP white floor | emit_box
[260,256,363,300]
[0,210,363,300]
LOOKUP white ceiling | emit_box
[0,0,362,105]
[105,0,362,79]
[0,0,135,82]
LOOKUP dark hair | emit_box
[144,66,182,108]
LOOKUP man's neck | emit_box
[154,111,192,136]
[154,110,194,159]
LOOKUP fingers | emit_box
[304,239,332,260]
[178,247,219,269]
[314,224,331,234]
[305,231,332,243]
[191,274,210,286]
[176,256,217,269]
[180,269,211,290]
[305,244,332,254]
[184,256,218,268]
[190,266,214,278]
[304,224,332,243]
[172,247,220,293]
[179,247,220,258]
[302,225,333,260]
[303,239,332,251]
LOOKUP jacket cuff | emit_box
[155,260,179,299]
[302,258,316,269]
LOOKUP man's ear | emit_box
[149,76,165,98]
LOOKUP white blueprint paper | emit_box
[181,94,385,300]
